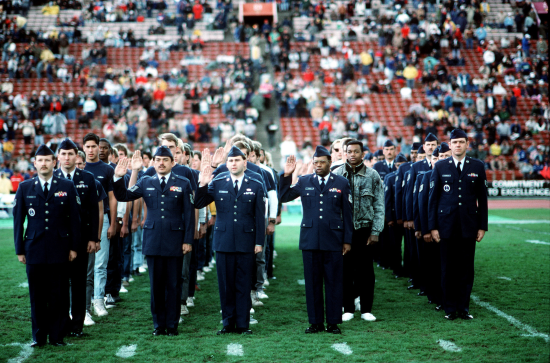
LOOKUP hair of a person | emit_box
[264,151,273,168]
[233,141,250,158]
[158,133,178,145]
[142,151,153,160]
[251,141,261,157]
[110,147,118,157]
[113,143,129,156]
[346,139,364,152]
[330,139,342,153]
[99,138,111,147]
[192,150,202,161]
[340,137,353,151]
[77,151,86,160]
[83,133,100,145]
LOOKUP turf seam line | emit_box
[471,295,550,342]
[525,239,550,245]
[3,342,33,363]
[496,225,550,235]
[496,277,512,281]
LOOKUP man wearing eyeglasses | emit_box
[279,146,353,335]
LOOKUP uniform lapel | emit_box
[164,174,177,193]
[47,176,61,201]
[151,175,162,192]
[311,174,322,193]
[236,177,248,199]
[461,157,472,177]
[226,176,237,197]
[448,157,459,177]
[34,178,47,200]
[322,173,334,193]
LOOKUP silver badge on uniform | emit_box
[443,185,451,192]
[28,208,35,216]
[190,194,194,204]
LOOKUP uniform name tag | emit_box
[219,190,229,193]
[244,192,255,195]
[170,186,182,192]
[305,187,314,190]
[55,192,67,197]
[97,176,104,179]
[27,196,36,198]
[76,184,88,188]
[442,174,451,177]
[147,188,155,190]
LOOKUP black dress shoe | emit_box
[305,324,324,334]
[235,328,253,335]
[49,341,67,347]
[153,329,166,336]
[67,330,86,338]
[435,305,444,312]
[444,312,458,321]
[30,341,45,348]
[407,285,419,290]
[167,328,179,336]
[417,291,426,296]
[325,324,342,334]
[217,326,235,335]
[459,311,474,320]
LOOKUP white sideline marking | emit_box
[226,343,244,356]
[297,279,305,285]
[471,295,549,342]
[437,340,462,352]
[332,343,353,355]
[497,277,512,281]
[115,344,137,358]
[18,282,28,288]
[525,240,550,246]
[4,342,33,363]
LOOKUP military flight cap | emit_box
[154,145,174,160]
[313,145,331,158]
[35,144,55,157]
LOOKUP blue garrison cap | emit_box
[450,128,468,140]
[374,149,384,157]
[35,144,55,157]
[439,142,451,153]
[383,139,395,148]
[417,145,425,154]
[395,154,407,163]
[424,133,438,142]
[363,152,374,161]
[154,146,174,160]
[313,145,331,158]
[227,145,245,158]
[432,146,440,157]
[58,138,78,151]
[412,142,422,151]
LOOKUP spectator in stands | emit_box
[20,119,35,145]
[403,63,418,89]
[0,173,13,197]
[83,96,97,120]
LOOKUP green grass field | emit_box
[0,208,549,362]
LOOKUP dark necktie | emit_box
[66,173,71,180]
[234,180,239,195]
[320,177,325,190]
[44,182,49,197]
[160,176,166,191]
[457,161,462,175]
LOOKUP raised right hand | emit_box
[131,150,143,171]
[284,155,297,177]
[212,147,226,167]
[114,157,129,178]
[199,165,214,187]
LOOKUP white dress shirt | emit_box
[60,168,76,180]
[230,174,244,191]
[38,175,53,192]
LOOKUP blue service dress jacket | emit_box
[279,172,353,251]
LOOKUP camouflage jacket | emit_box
[332,163,385,235]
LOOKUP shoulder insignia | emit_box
[419,184,423,193]
[76,196,81,205]
[129,185,139,192]
[190,194,194,204]
[402,181,405,187]
[430,181,434,189]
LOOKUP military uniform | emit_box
[113,169,195,333]
[395,161,413,276]
[373,159,396,267]
[279,171,353,327]
[384,170,402,275]
[428,150,488,316]
[54,164,100,334]
[195,170,266,331]
[413,170,428,296]
[14,171,81,345]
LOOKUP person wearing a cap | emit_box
[363,152,376,168]
[113,147,195,336]
[428,129,488,320]
[280,146,353,334]
[394,142,421,279]
[55,139,100,337]
[13,145,82,347]
[418,143,452,312]
[404,135,435,294]
[195,146,266,335]
[383,153,408,278]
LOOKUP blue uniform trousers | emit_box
[217,251,254,329]
[147,255,184,330]
[302,250,343,325]
[440,236,476,314]
[27,263,69,344]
